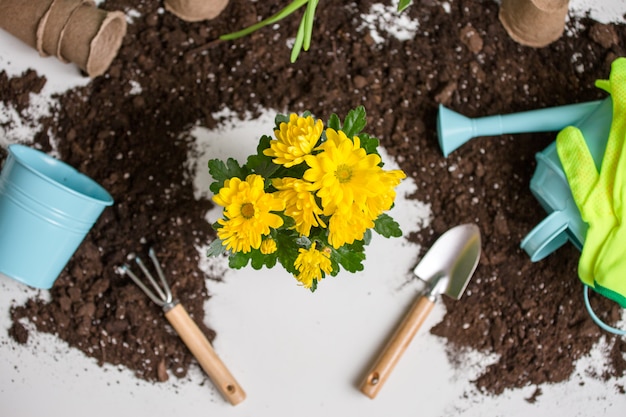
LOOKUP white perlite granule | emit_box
[358,2,420,44]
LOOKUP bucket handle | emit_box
[583,285,626,335]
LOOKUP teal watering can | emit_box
[522,98,611,261]
[438,99,625,335]
[437,99,610,258]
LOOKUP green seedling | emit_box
[220,0,411,62]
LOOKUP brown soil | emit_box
[2,0,625,397]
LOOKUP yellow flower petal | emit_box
[263,114,323,167]
[293,242,333,288]
[213,174,285,253]
[260,238,278,254]
[273,177,325,236]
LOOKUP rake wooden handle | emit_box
[360,295,435,399]
[165,303,246,405]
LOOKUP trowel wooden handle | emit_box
[360,295,435,399]
[165,303,246,405]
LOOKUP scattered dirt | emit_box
[2,0,625,396]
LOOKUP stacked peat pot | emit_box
[164,0,229,21]
[0,0,127,77]
[499,0,570,47]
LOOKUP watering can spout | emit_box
[437,105,493,157]
[437,100,604,157]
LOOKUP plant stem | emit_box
[290,12,307,63]
[302,0,319,51]
[220,0,309,41]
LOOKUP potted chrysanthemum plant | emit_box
[206,106,406,292]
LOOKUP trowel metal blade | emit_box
[413,224,481,300]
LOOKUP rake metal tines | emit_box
[119,248,177,310]
[116,247,246,405]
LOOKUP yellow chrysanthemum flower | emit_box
[303,128,387,215]
[363,169,406,219]
[263,113,324,167]
[260,237,278,254]
[293,242,333,288]
[213,174,285,253]
[272,177,325,236]
[327,205,375,248]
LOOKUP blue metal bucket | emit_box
[0,144,113,288]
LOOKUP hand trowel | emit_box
[360,223,481,399]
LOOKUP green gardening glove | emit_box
[556,57,626,308]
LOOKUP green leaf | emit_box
[362,228,372,246]
[341,106,367,138]
[328,257,341,277]
[278,212,296,230]
[229,251,251,269]
[279,162,308,181]
[246,135,280,178]
[246,246,278,270]
[398,0,412,12]
[264,253,278,269]
[208,158,247,193]
[275,113,290,127]
[331,243,365,273]
[275,232,301,275]
[374,213,403,238]
[295,235,311,247]
[357,133,380,155]
[206,238,226,257]
[247,154,279,179]
[250,250,266,270]
[256,134,273,153]
[327,113,341,131]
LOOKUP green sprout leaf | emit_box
[302,0,319,51]
[219,0,317,63]
[219,0,309,41]
[289,0,318,63]
[398,0,412,12]
[374,213,403,238]
[220,1,410,63]
[291,10,307,63]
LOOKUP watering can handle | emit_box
[165,303,246,405]
[359,295,435,399]
[521,210,570,262]
[583,286,626,335]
